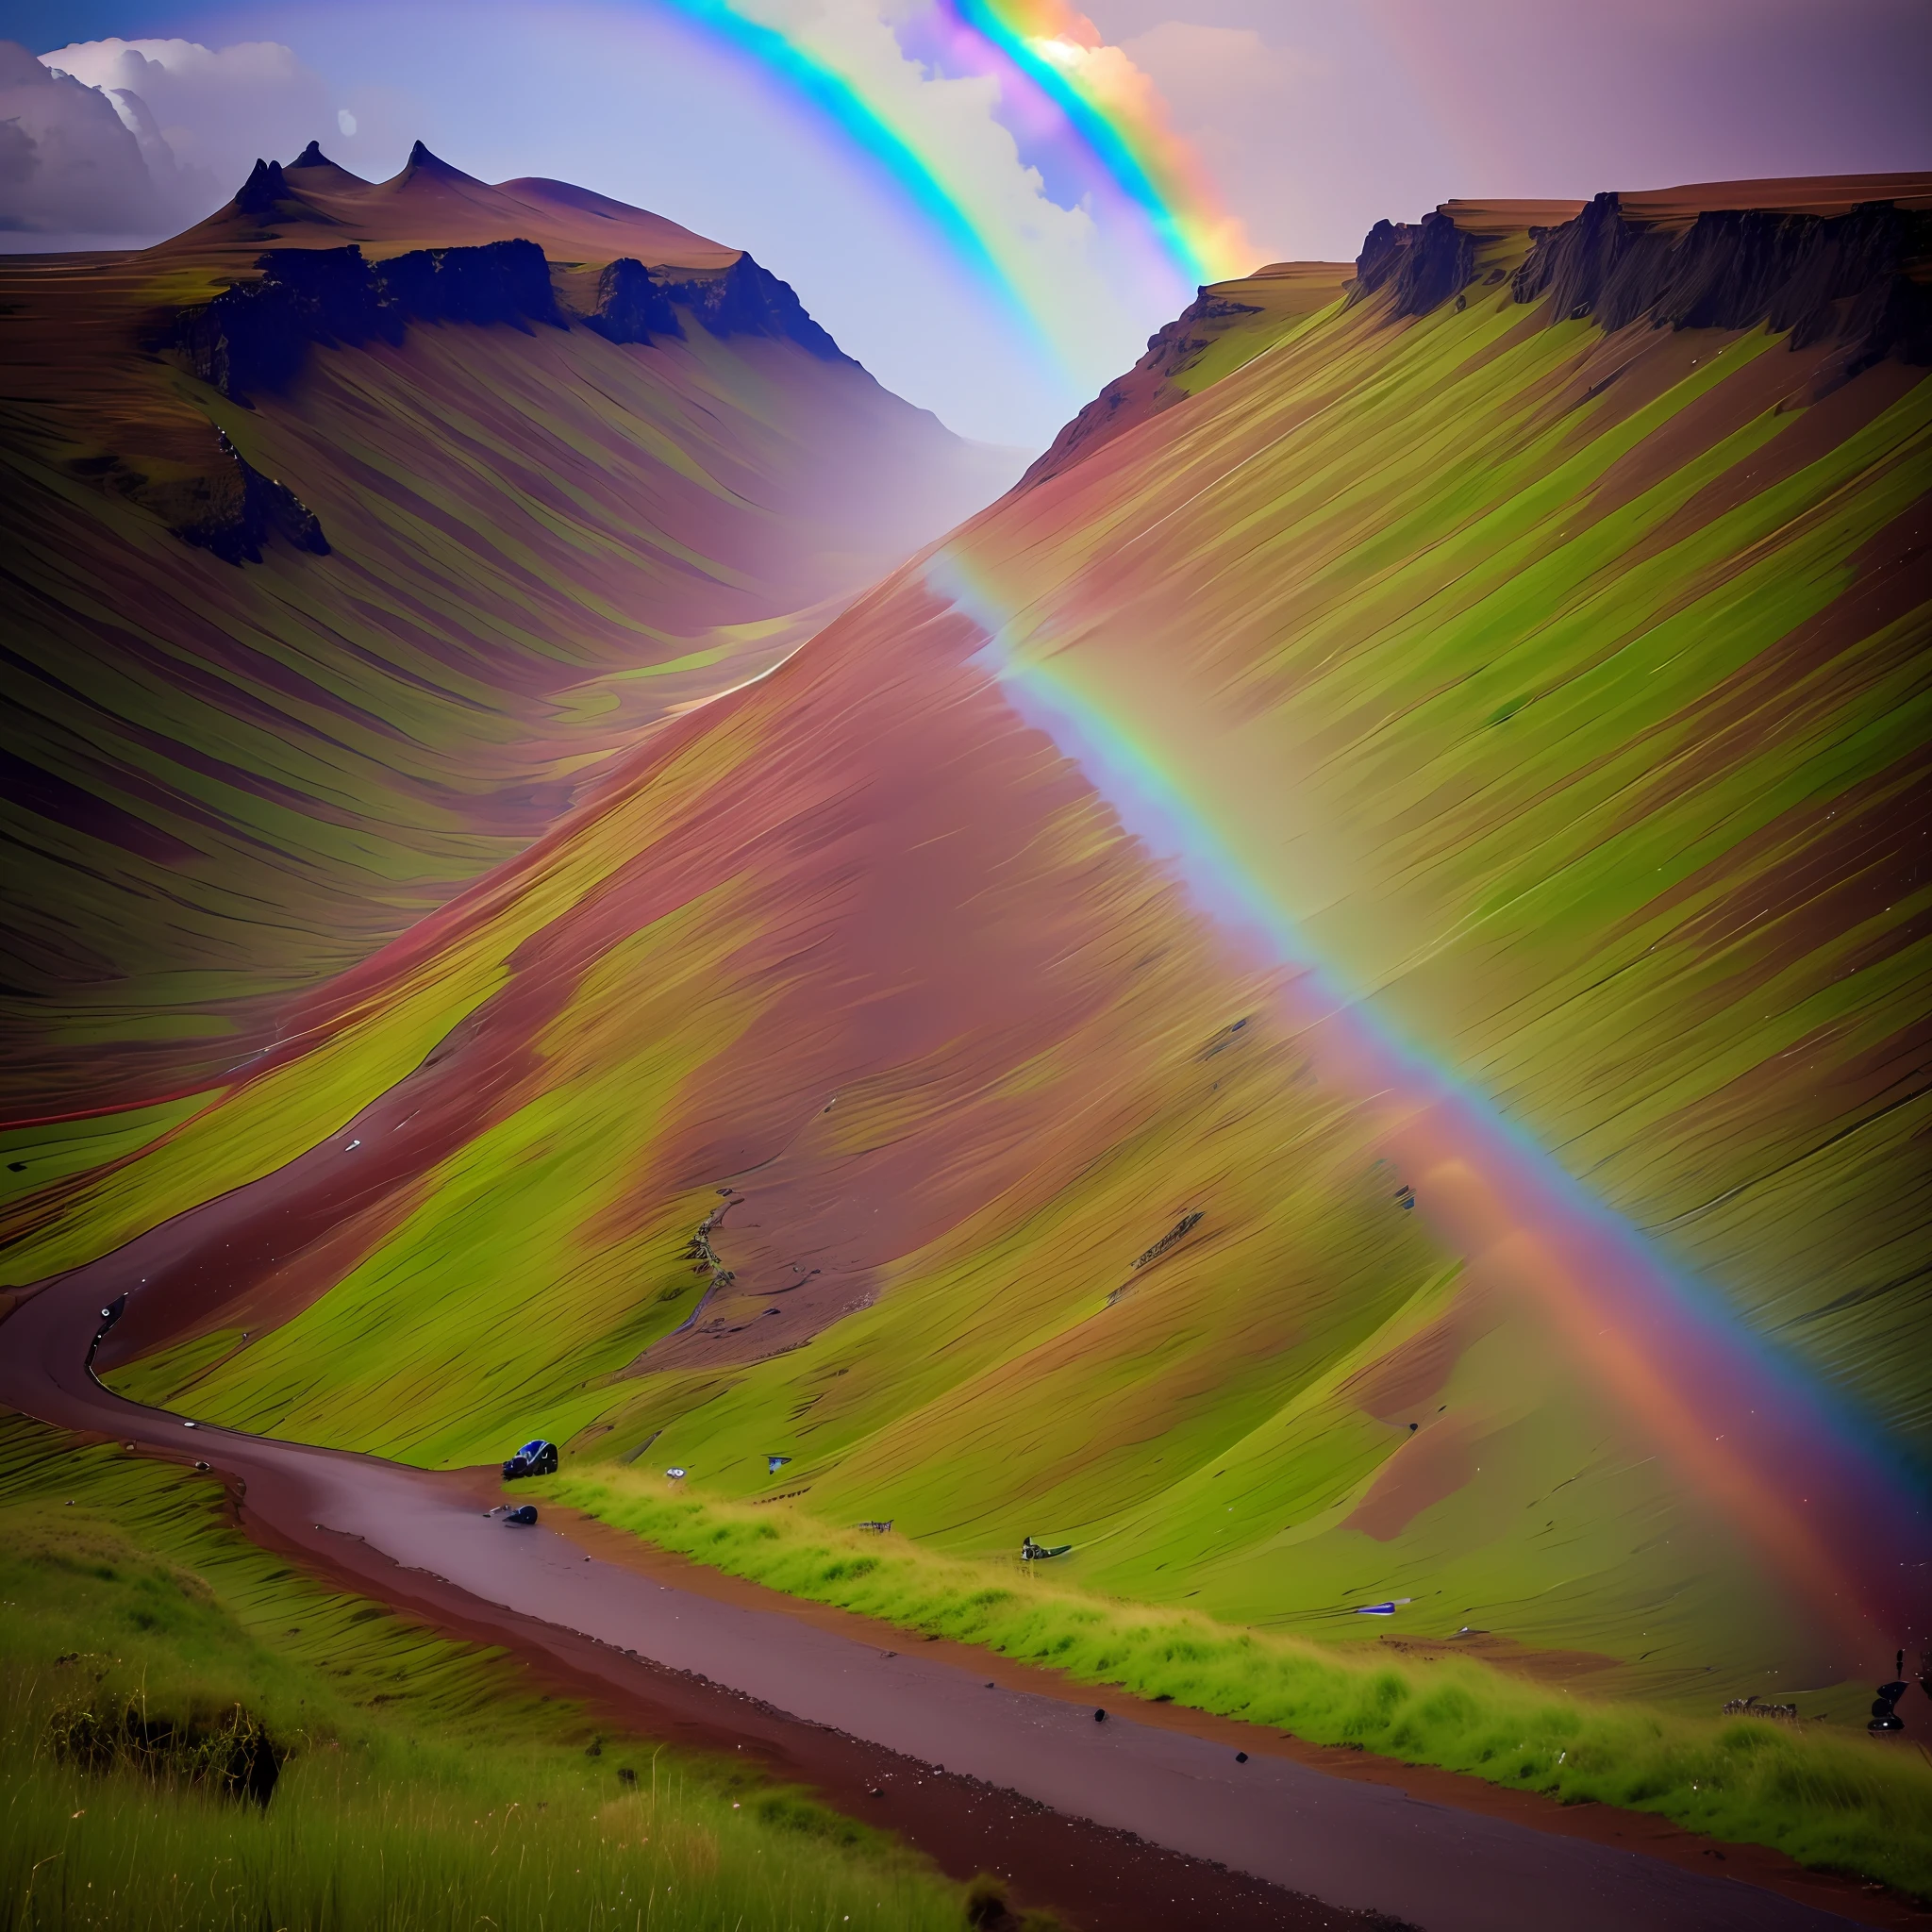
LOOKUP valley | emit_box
[3,129,1929,1930]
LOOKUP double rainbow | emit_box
[662,0,1251,358]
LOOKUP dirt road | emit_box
[1,1244,1885,1932]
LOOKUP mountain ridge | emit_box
[0,150,1021,1114]
[1028,171,1932,488]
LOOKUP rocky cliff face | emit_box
[176,240,561,404]
[377,239,562,331]
[1510,192,1932,378]
[167,430,331,565]
[179,236,849,420]
[654,255,853,362]
[1349,209,1478,319]
[1348,188,1932,386]
[583,257,683,345]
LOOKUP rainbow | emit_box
[951,0,1251,285]
[658,0,1249,354]
[649,0,1058,363]
[927,546,1929,1659]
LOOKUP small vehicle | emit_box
[1020,1536,1072,1561]
[504,1504,539,1526]
[502,1439,558,1481]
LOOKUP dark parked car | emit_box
[503,1439,558,1480]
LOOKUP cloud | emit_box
[0,36,341,246]
[1117,22,1314,104]
[0,38,172,238]
[42,38,333,192]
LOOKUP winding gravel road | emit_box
[2,1236,1876,1932]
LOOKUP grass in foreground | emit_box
[0,1415,974,1931]
[555,1469,1932,1903]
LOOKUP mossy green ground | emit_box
[0,1414,969,1930]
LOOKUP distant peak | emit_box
[402,141,479,184]
[282,141,371,189]
[234,158,291,218]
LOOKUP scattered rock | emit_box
[1131,1211,1203,1272]
[1723,1694,1797,1722]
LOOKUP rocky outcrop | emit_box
[654,255,853,362]
[233,158,291,219]
[1511,193,1932,376]
[1021,288,1262,488]
[176,240,562,402]
[164,430,330,565]
[583,258,684,345]
[377,239,562,331]
[1347,211,1477,318]
[1346,189,1932,381]
[586,252,855,359]
[178,238,847,403]
[176,247,394,398]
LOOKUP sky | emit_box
[1,1,1925,445]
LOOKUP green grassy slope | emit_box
[0,158,1009,1117]
[953,205,1932,1458]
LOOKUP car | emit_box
[502,1439,558,1480]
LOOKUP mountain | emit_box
[8,174,1930,1713]
[0,143,1021,1114]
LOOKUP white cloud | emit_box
[0,38,171,239]
[42,38,334,201]
[0,36,341,245]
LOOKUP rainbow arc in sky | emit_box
[953,0,1251,284]
[658,0,1251,358]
